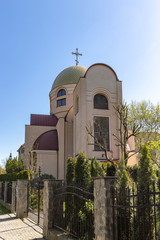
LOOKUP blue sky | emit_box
[0,0,160,165]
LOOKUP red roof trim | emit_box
[30,114,58,127]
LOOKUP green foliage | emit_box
[0,202,11,214]
[0,166,5,174]
[117,162,131,240]
[106,162,117,176]
[117,168,130,195]
[138,145,157,186]
[0,173,17,181]
[136,145,157,240]
[127,165,138,182]
[5,157,24,174]
[41,173,55,180]
[75,152,91,189]
[66,157,76,185]
[90,157,105,177]
[128,101,160,150]
[17,170,30,180]
[0,170,30,181]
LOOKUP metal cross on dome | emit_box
[72,48,82,66]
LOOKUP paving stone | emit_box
[0,213,45,240]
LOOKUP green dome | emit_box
[51,66,87,91]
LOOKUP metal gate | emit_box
[53,184,94,239]
[28,176,44,227]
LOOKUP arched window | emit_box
[94,94,108,109]
[57,89,66,97]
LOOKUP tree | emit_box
[86,121,112,163]
[66,157,76,185]
[113,102,140,166]
[128,100,160,149]
[136,145,157,240]
[0,166,5,174]
[75,152,91,189]
[5,156,24,174]
[146,140,160,168]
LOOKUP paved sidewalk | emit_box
[0,213,45,240]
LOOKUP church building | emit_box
[24,60,136,179]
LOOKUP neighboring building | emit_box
[24,63,137,179]
[17,144,25,159]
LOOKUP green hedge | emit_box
[0,170,30,182]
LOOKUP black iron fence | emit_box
[28,177,44,226]
[112,182,160,240]
[1,182,5,200]
[53,183,94,239]
[6,181,12,204]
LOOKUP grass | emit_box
[0,202,11,214]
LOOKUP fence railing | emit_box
[28,177,44,226]
[53,183,94,239]
[1,182,5,200]
[112,182,160,240]
[6,181,12,204]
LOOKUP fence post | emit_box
[94,176,117,240]
[11,181,17,213]
[16,180,28,218]
[43,180,62,239]
[4,181,8,203]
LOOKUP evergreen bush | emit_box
[0,170,30,181]
[106,162,117,176]
[66,157,76,185]
[75,152,91,189]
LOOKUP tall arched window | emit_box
[57,89,66,97]
[57,89,66,107]
[94,94,108,109]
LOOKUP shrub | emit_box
[17,170,30,180]
[41,173,55,179]
[106,162,117,176]
[66,157,76,185]
[75,152,91,189]
[0,170,30,181]
[127,165,138,182]
[5,157,24,174]
[91,157,105,177]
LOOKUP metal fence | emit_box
[28,177,44,226]
[6,181,12,204]
[53,183,94,239]
[1,182,5,200]
[112,182,160,240]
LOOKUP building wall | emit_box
[34,150,58,178]
[73,64,122,161]
[24,125,56,169]
[49,83,76,118]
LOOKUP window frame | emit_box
[57,89,66,97]
[57,98,66,107]
[93,116,110,151]
[94,94,108,110]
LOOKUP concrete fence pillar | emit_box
[16,180,28,218]
[4,181,8,203]
[43,180,63,239]
[94,177,117,240]
[11,181,17,213]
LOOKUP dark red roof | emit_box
[32,130,58,151]
[30,114,58,126]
